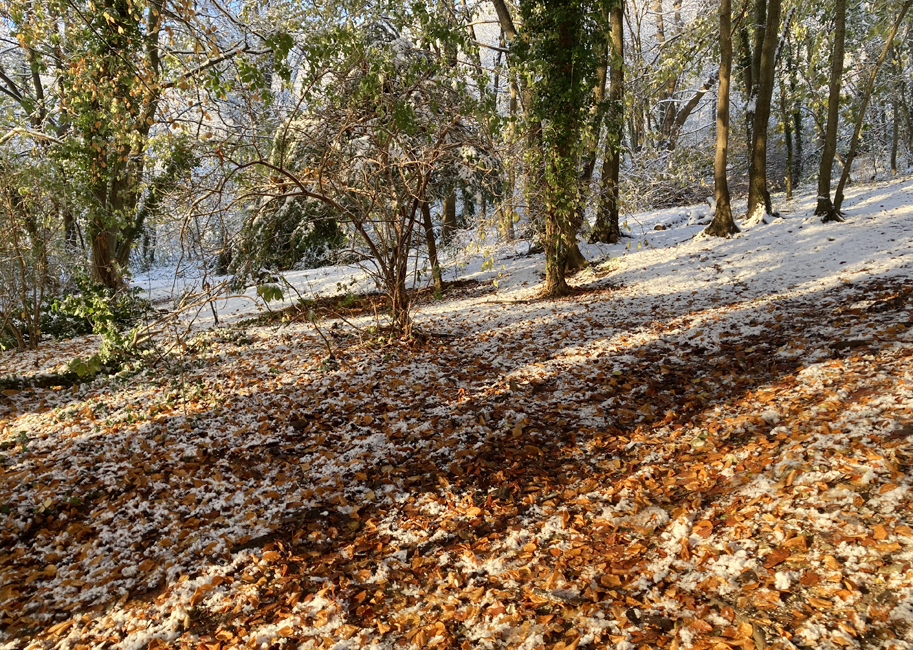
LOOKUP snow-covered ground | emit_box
[1,177,912,650]
[130,175,913,330]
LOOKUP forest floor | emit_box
[2,177,913,650]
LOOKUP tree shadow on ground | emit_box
[2,273,912,648]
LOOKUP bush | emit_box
[49,278,152,342]
[228,195,345,287]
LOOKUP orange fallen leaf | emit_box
[694,520,714,538]
[763,547,790,568]
[824,555,841,570]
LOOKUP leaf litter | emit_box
[1,178,913,649]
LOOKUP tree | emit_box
[590,1,625,244]
[515,0,607,296]
[832,0,913,214]
[0,154,59,349]
[704,0,740,237]
[229,22,491,336]
[0,0,273,287]
[492,0,589,273]
[746,0,782,221]
[814,0,847,221]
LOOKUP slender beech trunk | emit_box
[892,98,900,174]
[491,0,544,231]
[573,21,610,262]
[441,192,457,243]
[654,0,676,140]
[705,0,739,237]
[590,3,625,244]
[834,0,913,213]
[421,202,443,292]
[815,0,846,220]
[890,45,902,174]
[788,33,803,187]
[504,66,519,241]
[780,80,793,199]
[746,0,782,220]
[737,25,752,153]
[577,36,609,207]
[493,32,515,242]
[745,0,766,152]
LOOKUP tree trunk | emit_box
[705,0,739,237]
[540,0,583,298]
[890,45,902,174]
[421,202,443,292]
[780,79,793,199]
[577,36,609,208]
[501,67,518,242]
[892,98,900,174]
[654,0,676,141]
[788,32,803,187]
[815,0,846,220]
[63,208,78,253]
[441,191,457,243]
[744,0,766,152]
[834,0,913,213]
[491,0,543,239]
[91,227,121,288]
[746,0,782,221]
[544,206,570,296]
[590,3,624,244]
[570,17,611,270]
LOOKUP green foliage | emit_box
[67,354,103,378]
[514,0,611,284]
[229,196,345,284]
[338,291,361,309]
[52,278,151,363]
[256,284,285,303]
[53,279,150,335]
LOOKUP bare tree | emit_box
[704,0,740,237]
[833,0,913,214]
[590,2,625,244]
[815,0,847,221]
[746,0,782,221]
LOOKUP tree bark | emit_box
[421,202,443,292]
[833,0,913,213]
[788,32,803,188]
[491,0,544,237]
[590,3,624,244]
[892,97,900,174]
[746,0,782,221]
[890,45,902,174]
[441,191,457,243]
[744,0,766,152]
[705,0,739,237]
[737,25,752,153]
[780,77,793,199]
[815,0,846,221]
